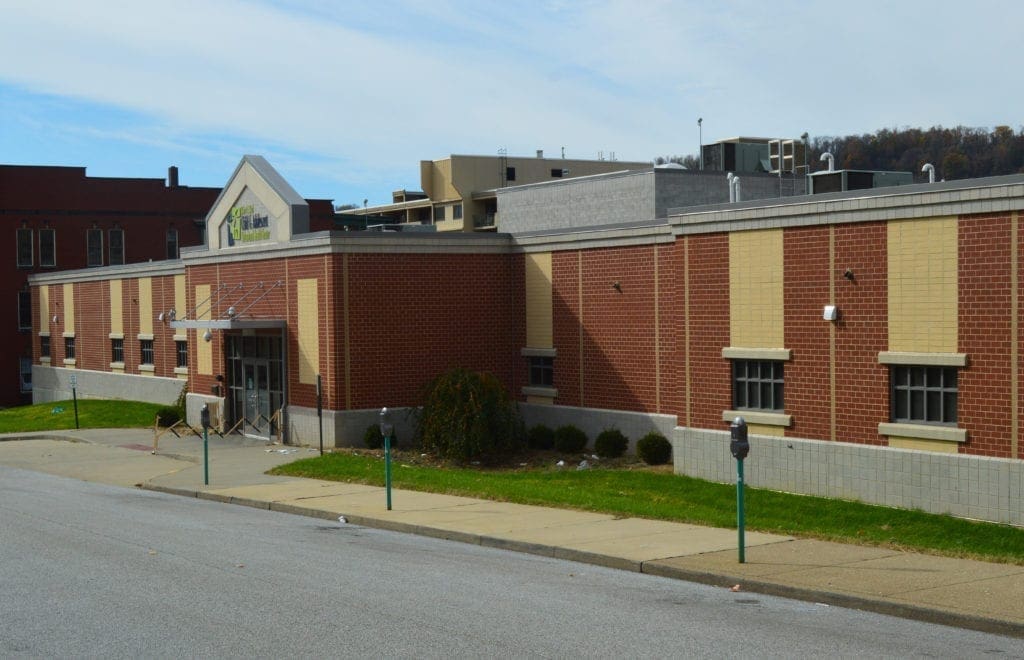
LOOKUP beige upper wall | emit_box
[888,217,958,353]
[525,252,553,348]
[38,285,49,333]
[729,229,784,348]
[62,283,75,334]
[421,155,651,203]
[110,280,123,335]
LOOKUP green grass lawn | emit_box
[0,399,166,433]
[271,450,1024,565]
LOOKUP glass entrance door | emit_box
[243,359,271,437]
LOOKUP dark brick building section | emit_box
[2,164,220,406]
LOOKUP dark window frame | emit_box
[140,339,154,366]
[40,335,51,359]
[506,166,516,182]
[452,204,463,220]
[39,228,56,268]
[19,357,32,393]
[17,228,33,268]
[111,338,124,363]
[17,291,32,331]
[64,336,76,361]
[433,206,445,223]
[891,365,958,425]
[732,359,785,412]
[109,228,125,266]
[528,356,554,388]
[87,228,103,267]
[176,340,188,369]
[166,228,179,260]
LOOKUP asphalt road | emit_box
[1,466,1019,658]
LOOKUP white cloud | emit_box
[1,0,1022,199]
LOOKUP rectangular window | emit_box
[64,337,76,360]
[166,228,179,260]
[19,357,32,393]
[87,228,103,266]
[891,366,958,424]
[732,360,784,412]
[433,206,445,223]
[529,356,554,387]
[40,335,50,359]
[18,291,32,331]
[111,338,124,363]
[17,228,33,268]
[176,340,188,369]
[452,204,463,220]
[109,228,125,266]
[140,339,154,365]
[550,168,565,178]
[506,166,516,182]
[39,229,56,267]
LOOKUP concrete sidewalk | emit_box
[2,428,1023,639]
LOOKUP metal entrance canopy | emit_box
[168,280,287,330]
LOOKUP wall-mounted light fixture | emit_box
[167,309,176,322]
[203,329,212,342]
[157,312,165,322]
[823,305,838,322]
[52,315,59,324]
[612,281,622,293]
[843,269,855,281]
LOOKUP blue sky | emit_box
[2,0,1021,207]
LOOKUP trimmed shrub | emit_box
[155,406,181,427]
[637,432,672,465]
[526,424,554,450]
[415,367,523,461]
[594,428,628,458]
[364,423,398,450]
[553,424,588,453]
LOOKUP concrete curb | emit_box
[640,562,1024,640]
[139,483,1024,639]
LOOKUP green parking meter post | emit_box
[380,407,393,511]
[70,374,79,430]
[729,417,750,564]
[200,404,211,486]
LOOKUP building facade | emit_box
[2,164,222,407]
[29,157,1024,525]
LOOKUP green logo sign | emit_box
[226,204,271,246]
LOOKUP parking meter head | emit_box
[729,416,749,460]
[200,404,211,430]
[379,407,393,438]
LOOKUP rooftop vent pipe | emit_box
[168,166,179,188]
[727,172,735,202]
[820,152,835,172]
[922,163,935,183]
[734,176,741,202]
[536,149,544,159]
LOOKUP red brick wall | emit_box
[686,234,731,430]
[552,251,582,405]
[658,242,684,418]
[833,222,888,445]
[783,226,831,440]
[285,256,330,411]
[344,252,517,409]
[578,246,659,412]
[959,213,1013,457]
